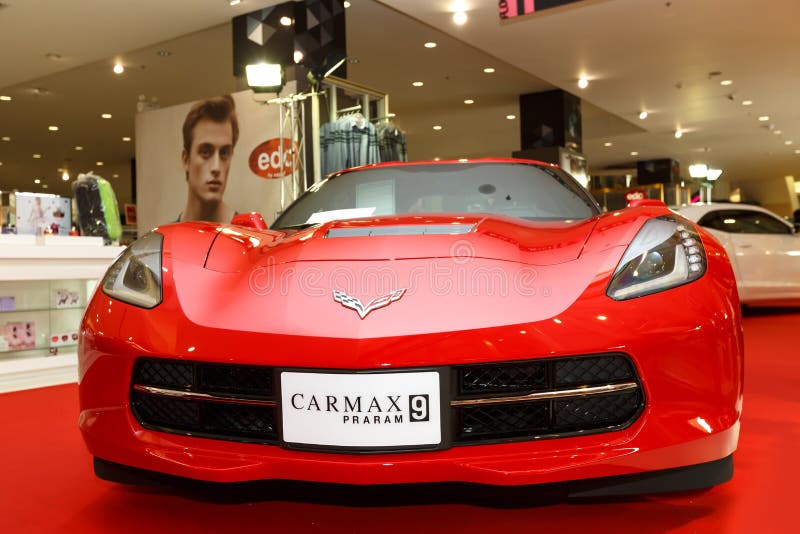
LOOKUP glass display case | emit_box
[0,234,123,392]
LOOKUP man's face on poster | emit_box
[182,119,234,204]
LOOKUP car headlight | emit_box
[101,232,163,308]
[607,216,706,300]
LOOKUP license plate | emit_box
[281,371,441,447]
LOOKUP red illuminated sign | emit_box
[499,0,584,20]
[248,138,298,179]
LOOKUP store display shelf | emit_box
[0,351,78,393]
[0,306,83,314]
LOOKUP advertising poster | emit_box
[14,193,72,235]
[135,83,298,235]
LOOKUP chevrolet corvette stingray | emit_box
[78,159,743,496]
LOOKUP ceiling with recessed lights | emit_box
[1,0,799,212]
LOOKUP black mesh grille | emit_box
[136,360,194,389]
[131,393,199,428]
[554,391,642,430]
[460,363,547,395]
[459,402,548,439]
[200,403,276,438]
[130,353,642,449]
[199,364,273,397]
[554,356,634,387]
[454,354,642,443]
[131,358,277,443]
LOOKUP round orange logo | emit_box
[249,138,298,179]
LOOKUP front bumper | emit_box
[79,277,742,487]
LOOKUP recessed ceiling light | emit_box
[786,141,794,145]
[45,52,62,61]
[412,81,424,87]
[293,50,304,63]
[1,136,10,141]
[228,0,241,6]
[432,125,443,130]
[96,161,104,166]
[795,149,800,154]
[720,80,733,86]
[33,154,42,159]
[741,100,753,106]
[675,129,683,139]
[630,151,639,156]
[279,16,293,26]
[156,49,171,57]
[577,77,589,89]
[101,113,112,119]
[75,146,83,151]
[458,158,468,162]
[463,99,475,105]
[424,42,437,48]
[42,184,49,189]
[122,136,131,142]
[344,1,351,7]
[62,170,70,181]
[113,174,120,178]
[483,67,495,74]
[48,125,59,131]
[113,63,124,74]
[0,96,11,101]
[433,157,441,161]
[506,114,516,120]
[774,130,782,135]
[758,116,770,121]
[34,179,41,184]
[639,111,648,120]
[453,11,468,25]
[604,142,613,147]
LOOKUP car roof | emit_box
[327,158,558,179]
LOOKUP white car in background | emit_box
[674,203,800,305]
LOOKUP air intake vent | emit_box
[326,224,474,238]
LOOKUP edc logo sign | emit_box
[248,138,298,179]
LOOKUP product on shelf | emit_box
[52,289,80,309]
[0,296,15,312]
[72,173,122,244]
[49,330,78,349]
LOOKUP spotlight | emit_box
[675,129,683,139]
[453,11,468,25]
[639,111,648,120]
[62,170,70,181]
[578,77,589,89]
[113,63,124,74]
[306,51,347,88]
[246,63,285,93]
[689,164,708,178]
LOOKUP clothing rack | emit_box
[310,76,389,183]
[337,104,363,115]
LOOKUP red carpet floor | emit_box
[1,309,798,533]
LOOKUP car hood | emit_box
[161,213,646,337]
[204,214,599,271]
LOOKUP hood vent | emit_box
[326,224,475,238]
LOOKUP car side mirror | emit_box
[231,212,268,230]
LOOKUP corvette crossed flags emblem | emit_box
[332,289,407,319]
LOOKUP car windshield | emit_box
[272,162,600,229]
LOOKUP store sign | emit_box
[499,0,585,20]
[248,138,298,179]
[625,189,647,202]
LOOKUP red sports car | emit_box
[79,159,743,496]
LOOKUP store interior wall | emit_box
[1,0,799,221]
